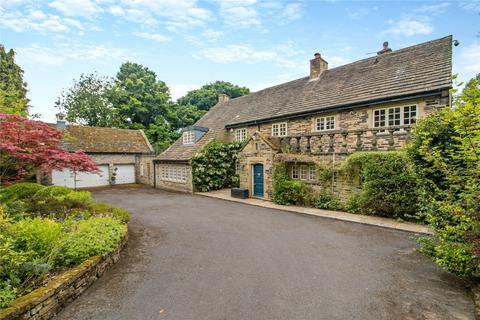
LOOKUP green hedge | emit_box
[343,151,422,222]
[191,140,243,192]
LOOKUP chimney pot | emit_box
[377,41,392,55]
[218,94,230,103]
[55,112,66,129]
[310,52,328,80]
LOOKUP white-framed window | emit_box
[291,165,299,179]
[235,161,240,174]
[300,165,308,180]
[309,165,317,181]
[272,122,287,137]
[160,165,188,183]
[373,105,417,129]
[235,128,247,142]
[182,131,195,145]
[403,105,417,125]
[314,116,335,131]
[290,164,317,181]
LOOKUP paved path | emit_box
[196,189,432,234]
[56,187,474,320]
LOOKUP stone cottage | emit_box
[48,114,154,188]
[153,36,453,200]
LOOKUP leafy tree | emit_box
[0,113,98,184]
[55,73,122,127]
[0,45,29,116]
[178,81,250,111]
[110,62,170,128]
[409,75,480,277]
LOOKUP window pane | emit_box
[374,109,386,128]
[309,165,317,181]
[404,105,417,125]
[300,165,308,180]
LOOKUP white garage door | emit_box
[52,165,110,188]
[114,164,135,184]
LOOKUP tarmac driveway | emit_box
[55,187,475,320]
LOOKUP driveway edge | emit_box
[195,190,432,235]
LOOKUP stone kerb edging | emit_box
[0,231,128,320]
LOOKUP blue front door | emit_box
[253,164,264,197]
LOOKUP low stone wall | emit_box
[0,232,128,320]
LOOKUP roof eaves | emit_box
[225,87,450,128]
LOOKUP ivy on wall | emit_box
[191,140,243,192]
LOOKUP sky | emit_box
[0,0,479,122]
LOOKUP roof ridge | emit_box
[321,35,452,74]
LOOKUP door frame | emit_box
[251,163,264,198]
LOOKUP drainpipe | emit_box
[153,161,157,188]
[331,152,335,194]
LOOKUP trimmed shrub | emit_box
[87,202,131,223]
[191,140,243,192]
[314,189,343,211]
[272,163,312,206]
[343,151,422,222]
[0,182,45,203]
[57,217,126,267]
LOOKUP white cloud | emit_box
[49,0,101,17]
[123,0,212,30]
[455,42,480,84]
[281,3,302,21]
[0,9,84,33]
[414,2,450,15]
[382,17,433,37]
[460,0,480,13]
[198,45,277,63]
[219,0,261,29]
[108,5,125,16]
[347,7,369,19]
[16,43,132,67]
[133,32,172,42]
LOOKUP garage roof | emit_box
[62,126,154,154]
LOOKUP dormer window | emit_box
[181,125,209,145]
[182,131,195,145]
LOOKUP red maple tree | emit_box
[0,113,99,184]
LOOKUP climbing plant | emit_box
[191,140,243,192]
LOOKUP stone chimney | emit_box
[377,41,392,55]
[218,94,230,103]
[310,53,328,79]
[55,112,66,129]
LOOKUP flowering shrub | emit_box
[191,140,243,192]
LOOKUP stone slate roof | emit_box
[225,35,452,127]
[156,98,239,161]
[158,35,452,161]
[62,126,154,154]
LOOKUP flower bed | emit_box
[0,183,130,311]
[0,232,127,320]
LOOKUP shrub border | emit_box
[0,230,128,320]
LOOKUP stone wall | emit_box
[238,137,277,200]
[0,232,128,320]
[155,163,193,193]
[228,94,448,202]
[136,155,156,186]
